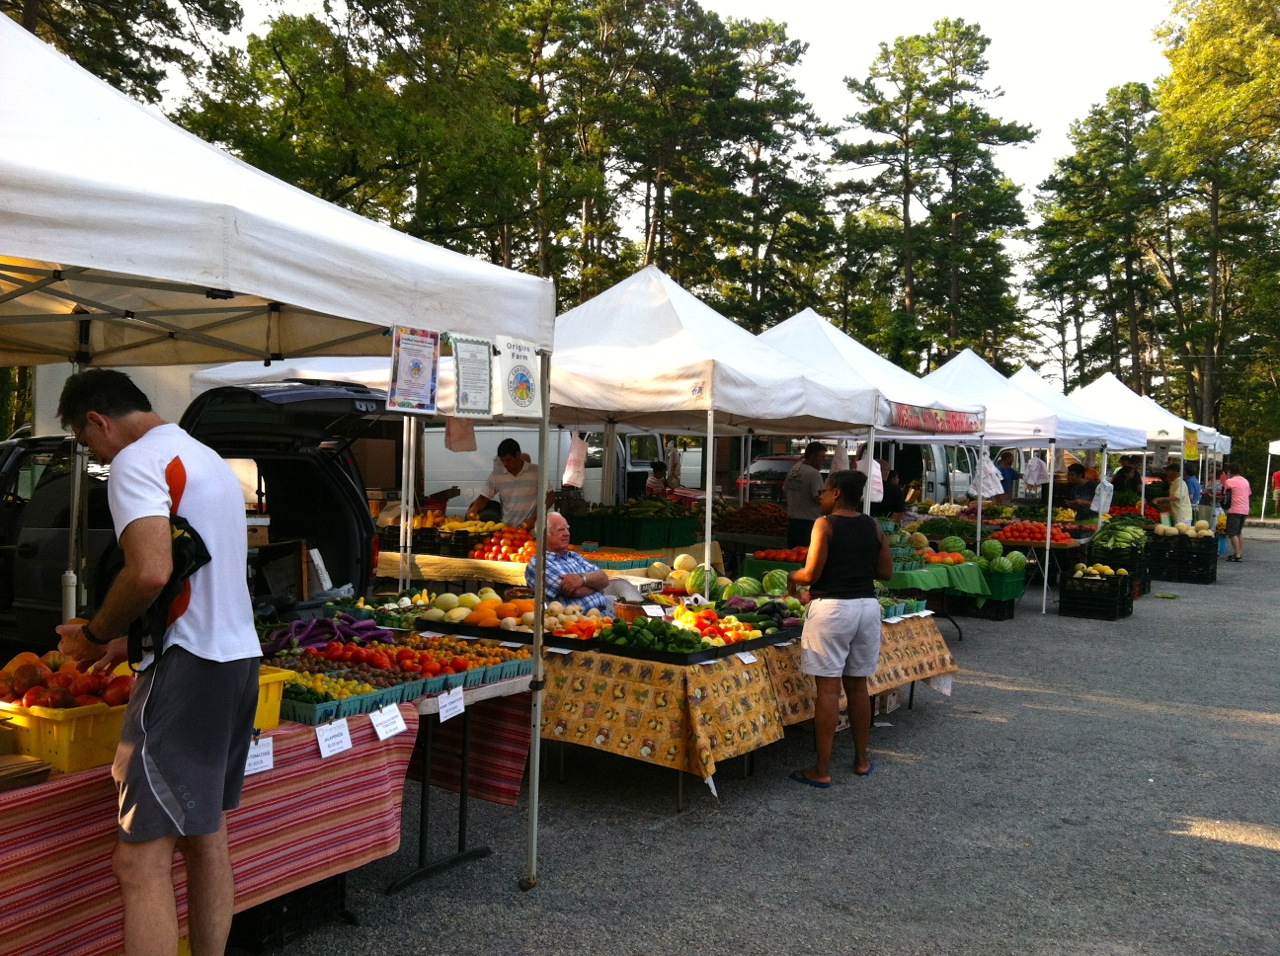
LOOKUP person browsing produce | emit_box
[465,438,548,530]
[1154,462,1192,524]
[54,369,260,956]
[784,441,827,548]
[785,469,893,788]
[1063,463,1098,519]
[1222,463,1251,562]
[526,512,610,612]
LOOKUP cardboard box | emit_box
[247,515,270,547]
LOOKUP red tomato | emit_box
[21,686,44,707]
[46,672,75,690]
[101,675,134,707]
[450,656,470,672]
[74,694,105,707]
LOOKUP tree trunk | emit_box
[21,0,40,32]
[1201,177,1219,425]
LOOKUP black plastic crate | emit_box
[1058,569,1131,599]
[227,873,354,952]
[952,595,1017,621]
[1058,592,1133,621]
[1086,543,1148,574]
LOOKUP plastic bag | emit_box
[1023,455,1050,487]
[830,439,851,473]
[562,432,588,488]
[444,416,477,452]
[856,448,884,502]
[1090,477,1114,516]
[975,455,1005,500]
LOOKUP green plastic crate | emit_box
[983,570,1026,601]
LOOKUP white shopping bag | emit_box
[562,432,588,488]
[1091,477,1114,516]
[856,447,884,502]
[830,439,851,473]
[1023,455,1050,487]
[975,455,1005,499]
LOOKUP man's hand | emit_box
[55,622,126,672]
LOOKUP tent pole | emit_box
[975,436,986,550]
[522,350,552,891]
[1096,444,1107,533]
[863,425,877,513]
[703,409,715,594]
[602,420,618,505]
[1263,454,1272,521]
[1041,439,1057,615]
[398,416,414,593]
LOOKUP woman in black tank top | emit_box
[786,468,893,787]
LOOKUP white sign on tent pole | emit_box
[387,326,441,415]
[451,334,494,416]
[494,336,542,418]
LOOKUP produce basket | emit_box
[0,699,126,773]
[254,666,293,731]
[1059,570,1130,599]
[463,663,489,688]
[1058,591,1133,621]
[667,517,698,547]
[279,697,340,726]
[982,570,1026,602]
[952,595,1017,621]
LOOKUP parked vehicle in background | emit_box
[736,452,833,503]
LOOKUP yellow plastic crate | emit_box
[0,699,126,773]
[255,666,292,731]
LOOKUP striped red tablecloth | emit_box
[0,705,418,956]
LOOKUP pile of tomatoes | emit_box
[0,650,134,709]
[990,521,1074,545]
[469,525,537,562]
[752,546,807,563]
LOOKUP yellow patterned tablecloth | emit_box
[540,614,957,779]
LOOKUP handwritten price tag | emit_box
[370,703,408,740]
[438,684,466,722]
[642,604,664,617]
[244,736,274,775]
[315,718,353,758]
[735,651,758,664]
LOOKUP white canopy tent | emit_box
[550,267,885,614]
[923,350,1126,613]
[1008,367,1147,452]
[1069,373,1221,452]
[1262,440,1280,520]
[1,17,559,890]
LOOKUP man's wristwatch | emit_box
[82,622,112,646]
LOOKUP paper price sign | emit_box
[735,651,758,664]
[370,703,408,740]
[315,719,353,758]
[244,736,274,776]
[438,684,466,722]
[642,604,664,617]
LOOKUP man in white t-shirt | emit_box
[56,369,260,956]
[785,442,827,547]
[466,438,546,529]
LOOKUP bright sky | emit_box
[699,0,1173,203]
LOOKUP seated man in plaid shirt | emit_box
[525,513,610,611]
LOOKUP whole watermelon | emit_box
[720,582,741,601]
[734,576,764,596]
[980,539,1004,560]
[686,564,711,594]
[1006,551,1027,572]
[762,569,790,595]
[960,549,976,561]
[990,556,1014,573]
[939,535,966,553]
[976,556,990,571]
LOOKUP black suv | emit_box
[0,381,402,655]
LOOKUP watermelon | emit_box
[734,576,763,596]
[720,583,741,601]
[990,556,1013,573]
[938,535,966,554]
[762,569,790,595]
[979,539,1004,560]
[1006,551,1027,572]
[686,564,712,595]
[960,549,976,561]
[976,556,990,571]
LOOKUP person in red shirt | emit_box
[1271,468,1280,510]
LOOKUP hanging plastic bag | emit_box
[975,455,1005,500]
[830,439,851,473]
[1023,455,1050,487]
[856,447,884,502]
[1091,476,1114,516]
[562,432,588,489]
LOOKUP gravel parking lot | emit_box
[247,530,1280,956]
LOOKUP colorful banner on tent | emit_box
[887,401,982,434]
[450,334,494,417]
[494,336,541,418]
[387,326,440,414]
[1184,427,1199,460]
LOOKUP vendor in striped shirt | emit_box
[466,438,547,530]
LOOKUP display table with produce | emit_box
[0,705,418,956]
[538,614,957,783]
[377,541,722,587]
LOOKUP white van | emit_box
[417,426,663,516]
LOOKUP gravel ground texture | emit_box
[237,530,1280,956]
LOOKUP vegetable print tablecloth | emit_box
[539,614,958,779]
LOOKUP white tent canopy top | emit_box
[921,349,1111,447]
[1068,372,1227,454]
[549,266,882,434]
[1008,367,1147,451]
[0,16,555,367]
[759,309,985,439]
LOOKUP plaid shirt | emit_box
[526,548,609,612]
